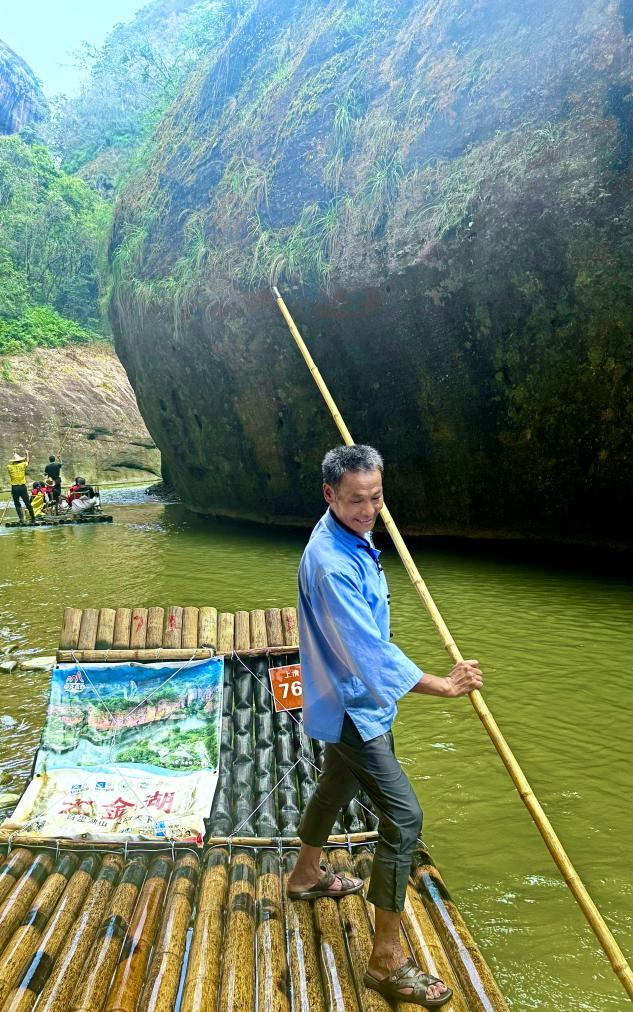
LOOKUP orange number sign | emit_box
[268,663,303,713]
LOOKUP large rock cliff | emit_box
[110,0,633,547]
[0,343,160,488]
[0,40,47,135]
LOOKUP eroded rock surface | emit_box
[0,343,160,487]
[0,40,47,135]
[110,0,633,547]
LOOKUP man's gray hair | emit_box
[322,445,383,488]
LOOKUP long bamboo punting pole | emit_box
[272,285,633,1001]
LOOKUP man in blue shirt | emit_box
[287,444,483,1008]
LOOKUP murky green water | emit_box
[0,491,631,1010]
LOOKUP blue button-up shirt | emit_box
[298,509,424,743]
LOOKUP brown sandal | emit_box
[364,958,453,1008]
[287,863,363,900]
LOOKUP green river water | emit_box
[0,489,631,1010]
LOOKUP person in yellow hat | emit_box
[6,451,35,525]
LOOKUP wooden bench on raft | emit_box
[56,604,299,662]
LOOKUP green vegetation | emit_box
[0,136,108,354]
[48,0,248,189]
[116,725,219,770]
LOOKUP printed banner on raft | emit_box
[0,656,224,844]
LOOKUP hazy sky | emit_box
[2,0,146,97]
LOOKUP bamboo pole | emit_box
[139,852,199,1012]
[272,285,633,1001]
[1,855,100,1012]
[35,854,123,1012]
[179,849,227,1012]
[0,855,78,1007]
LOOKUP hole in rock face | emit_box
[86,433,97,441]
[171,388,183,415]
[159,399,167,413]
[385,285,392,293]
[193,412,203,431]
[189,465,205,480]
[621,0,633,33]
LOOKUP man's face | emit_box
[323,469,384,536]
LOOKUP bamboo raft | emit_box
[5,515,112,528]
[0,605,509,1010]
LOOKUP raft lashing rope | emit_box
[0,605,510,1009]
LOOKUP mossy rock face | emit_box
[110,0,633,547]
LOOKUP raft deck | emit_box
[5,514,113,527]
[0,605,509,1010]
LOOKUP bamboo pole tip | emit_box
[272,286,282,300]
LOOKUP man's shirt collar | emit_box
[326,508,382,564]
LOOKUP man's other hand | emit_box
[445,660,483,697]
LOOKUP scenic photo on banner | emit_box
[0,656,224,844]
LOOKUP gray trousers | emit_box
[299,713,422,912]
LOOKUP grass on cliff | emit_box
[109,0,608,310]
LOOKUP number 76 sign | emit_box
[268,663,303,713]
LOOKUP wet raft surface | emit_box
[0,606,509,1009]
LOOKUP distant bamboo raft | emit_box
[0,605,510,1008]
[5,515,113,528]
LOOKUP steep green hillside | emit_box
[0,136,108,354]
[109,0,633,547]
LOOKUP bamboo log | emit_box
[0,852,31,906]
[256,852,289,1012]
[137,852,199,1012]
[77,610,99,651]
[198,607,217,649]
[249,610,267,650]
[327,850,398,1012]
[410,855,509,1011]
[59,608,82,650]
[129,609,148,649]
[179,850,227,1012]
[0,854,54,955]
[162,606,183,649]
[234,612,250,652]
[112,608,132,650]
[181,607,199,650]
[273,285,633,1002]
[56,648,213,664]
[104,857,172,1012]
[0,855,78,1007]
[312,893,359,1011]
[1,855,100,1012]
[401,884,470,1012]
[70,856,147,1012]
[146,608,164,649]
[264,609,284,647]
[283,853,326,1012]
[203,831,379,848]
[35,854,123,1012]
[217,613,235,654]
[280,608,298,647]
[95,609,116,650]
[218,851,256,1012]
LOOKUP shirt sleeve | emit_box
[313,569,424,709]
